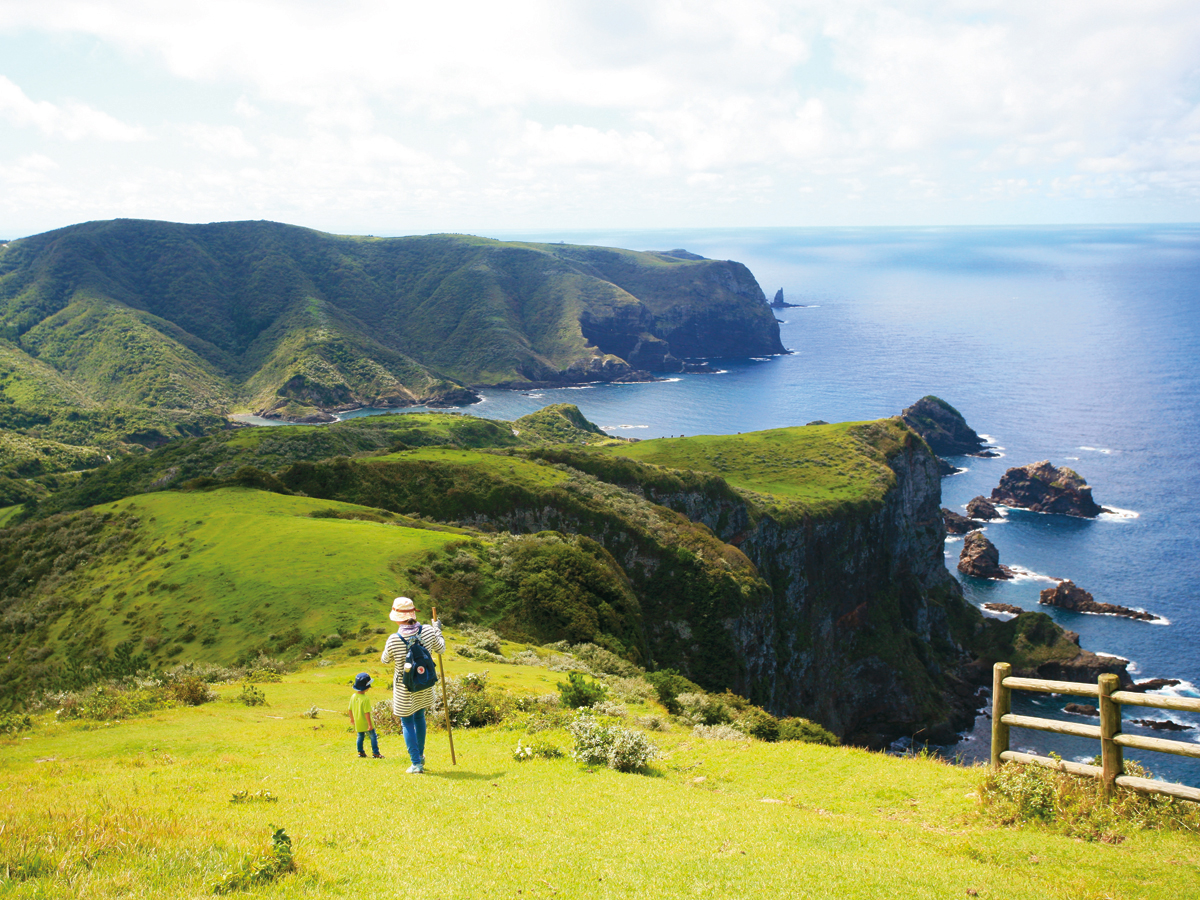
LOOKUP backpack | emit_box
[398,625,438,692]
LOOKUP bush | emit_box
[608,677,656,703]
[51,684,166,721]
[557,671,607,709]
[513,736,565,761]
[644,669,703,713]
[239,683,267,707]
[0,712,33,735]
[592,700,628,718]
[693,723,748,741]
[168,675,216,706]
[569,643,642,677]
[567,711,659,772]
[432,672,512,728]
[735,706,780,741]
[777,717,839,745]
[322,634,344,649]
[675,692,733,726]
[980,759,1200,840]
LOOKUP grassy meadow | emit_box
[3,642,1198,899]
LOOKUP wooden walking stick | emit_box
[432,606,457,765]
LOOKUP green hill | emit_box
[0,220,783,442]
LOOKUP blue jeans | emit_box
[400,710,426,765]
[356,729,380,756]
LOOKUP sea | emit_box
[275,225,1200,782]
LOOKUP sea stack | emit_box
[991,461,1106,517]
[1039,580,1160,622]
[966,496,1001,520]
[957,531,1014,580]
[899,396,996,458]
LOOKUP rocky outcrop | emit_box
[1065,703,1099,717]
[1039,580,1160,622]
[1131,719,1190,732]
[991,461,1107,517]
[1130,678,1182,693]
[769,288,799,308]
[900,396,996,457]
[982,602,1024,616]
[966,496,1001,520]
[943,508,979,534]
[957,531,1013,580]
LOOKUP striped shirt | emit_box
[381,623,446,717]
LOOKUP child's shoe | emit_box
[358,751,367,758]
[372,752,385,759]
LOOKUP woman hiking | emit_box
[381,596,445,773]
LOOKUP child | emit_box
[348,672,383,758]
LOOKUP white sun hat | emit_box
[389,596,417,622]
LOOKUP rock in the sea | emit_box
[966,496,1001,520]
[1129,678,1182,693]
[805,420,829,426]
[1039,580,1160,622]
[769,288,798,308]
[900,396,996,457]
[1131,719,1191,732]
[982,602,1024,616]
[1064,703,1099,717]
[957,531,1013,580]
[943,508,979,535]
[990,460,1107,517]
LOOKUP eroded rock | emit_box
[957,531,1013,580]
[991,461,1106,517]
[1039,580,1160,622]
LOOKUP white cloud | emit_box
[1,1,1199,231]
[0,75,146,141]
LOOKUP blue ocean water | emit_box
[345,225,1200,779]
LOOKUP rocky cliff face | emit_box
[631,437,978,746]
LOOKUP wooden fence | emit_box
[990,661,1200,803]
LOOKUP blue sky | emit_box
[2,1,1199,238]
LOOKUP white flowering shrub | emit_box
[591,700,628,718]
[692,723,748,741]
[512,737,565,761]
[568,711,659,772]
[675,692,734,726]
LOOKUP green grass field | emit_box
[3,648,1197,899]
[603,420,913,517]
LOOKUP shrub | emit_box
[567,711,659,772]
[675,692,733,726]
[168,675,216,706]
[592,700,628,718]
[693,723,748,741]
[980,759,1200,840]
[777,717,839,745]
[0,712,33,735]
[432,672,512,728]
[644,669,703,713]
[637,714,668,732]
[211,827,295,894]
[322,633,344,649]
[569,643,641,677]
[239,683,267,706]
[513,737,566,761]
[608,677,655,703]
[51,684,166,721]
[557,671,607,709]
[735,706,780,741]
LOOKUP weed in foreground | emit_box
[211,827,295,894]
[979,759,1200,842]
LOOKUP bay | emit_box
[347,225,1200,781]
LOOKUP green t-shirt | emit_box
[349,692,373,732]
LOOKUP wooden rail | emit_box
[991,662,1200,804]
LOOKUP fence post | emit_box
[1098,673,1122,799]
[991,662,1012,769]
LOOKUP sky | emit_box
[1,0,1199,239]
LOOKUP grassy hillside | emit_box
[2,654,1196,899]
[601,419,915,518]
[0,219,783,441]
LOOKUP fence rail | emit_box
[990,662,1200,804]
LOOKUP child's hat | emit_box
[388,596,416,622]
[353,672,373,690]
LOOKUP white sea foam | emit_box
[602,424,649,430]
[1072,755,1094,765]
[944,535,963,545]
[1099,506,1139,520]
[1151,679,1200,698]
[663,377,683,382]
[1096,651,1132,665]
[980,606,1018,621]
[564,385,596,390]
[1079,446,1114,455]
[750,357,772,362]
[1006,565,1059,585]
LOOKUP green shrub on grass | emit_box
[556,671,607,709]
[239,683,267,707]
[777,717,839,745]
[0,711,33,734]
[51,684,167,721]
[567,711,659,772]
[432,671,513,728]
[168,675,216,706]
[674,692,733,726]
[643,668,703,714]
[211,827,295,894]
[980,759,1200,841]
[513,736,565,761]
